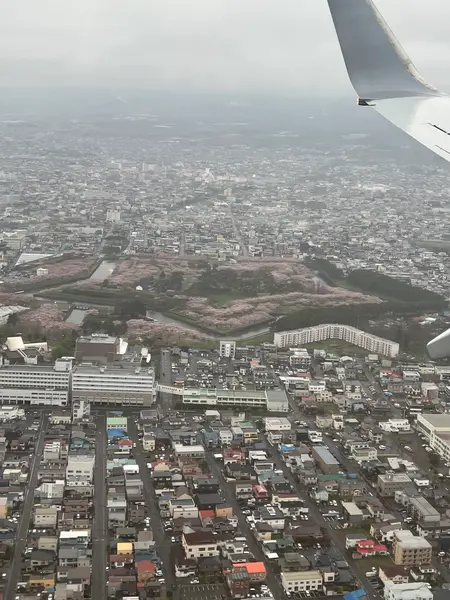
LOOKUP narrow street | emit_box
[92,413,108,600]
[264,444,379,600]
[204,451,284,599]
[159,348,174,412]
[4,413,48,600]
[127,418,177,598]
[228,205,248,257]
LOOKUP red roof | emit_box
[200,510,215,519]
[358,539,376,548]
[136,560,156,575]
[118,439,132,446]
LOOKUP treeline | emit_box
[306,259,447,310]
[347,270,446,307]
[274,301,439,333]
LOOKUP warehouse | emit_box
[311,445,340,474]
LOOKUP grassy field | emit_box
[240,332,273,346]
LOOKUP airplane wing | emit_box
[327,0,450,163]
[327,0,450,358]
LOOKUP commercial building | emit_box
[416,413,450,461]
[392,530,432,566]
[377,473,412,497]
[274,324,399,357]
[75,334,122,364]
[0,361,71,406]
[182,388,288,412]
[219,340,236,359]
[280,570,322,594]
[2,229,27,250]
[72,364,156,407]
[384,581,433,600]
[66,455,95,488]
[311,445,340,474]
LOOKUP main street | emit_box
[4,412,48,599]
[92,413,108,600]
[204,451,284,600]
[264,443,379,600]
[159,348,174,412]
[127,417,177,599]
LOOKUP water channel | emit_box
[89,260,117,282]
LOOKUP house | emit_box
[136,559,157,583]
[227,570,251,598]
[379,565,409,585]
[354,539,388,557]
[233,561,266,582]
[30,549,56,568]
[182,531,219,560]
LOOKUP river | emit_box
[66,308,89,325]
[89,260,117,282]
[145,310,272,341]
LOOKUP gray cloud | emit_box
[0,0,448,94]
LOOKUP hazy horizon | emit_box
[0,0,449,95]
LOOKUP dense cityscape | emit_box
[0,89,449,600]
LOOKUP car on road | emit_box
[404,445,413,452]
[378,445,386,450]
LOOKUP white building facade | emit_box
[72,365,156,406]
[274,324,399,357]
[0,362,71,406]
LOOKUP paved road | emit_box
[228,205,248,257]
[204,451,284,599]
[4,412,48,599]
[92,413,108,600]
[127,418,177,598]
[264,443,379,600]
[159,348,174,412]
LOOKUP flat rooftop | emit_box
[419,413,450,428]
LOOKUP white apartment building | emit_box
[2,229,27,250]
[281,570,323,594]
[274,324,399,357]
[264,417,291,432]
[379,419,411,433]
[72,399,91,421]
[219,340,236,359]
[72,365,156,406]
[0,361,71,406]
[417,413,450,461]
[66,455,95,487]
[384,581,432,600]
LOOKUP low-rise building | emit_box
[384,581,433,600]
[377,473,412,497]
[392,530,432,566]
[280,570,323,594]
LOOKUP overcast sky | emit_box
[0,0,448,95]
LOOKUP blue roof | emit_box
[107,428,127,438]
[344,589,367,600]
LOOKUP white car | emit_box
[378,445,386,450]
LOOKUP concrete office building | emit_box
[182,388,288,412]
[416,413,450,461]
[377,473,413,497]
[72,364,156,407]
[384,581,432,600]
[392,531,432,566]
[219,340,236,359]
[274,324,399,357]
[75,333,122,364]
[0,360,71,406]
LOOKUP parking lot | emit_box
[180,582,228,600]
